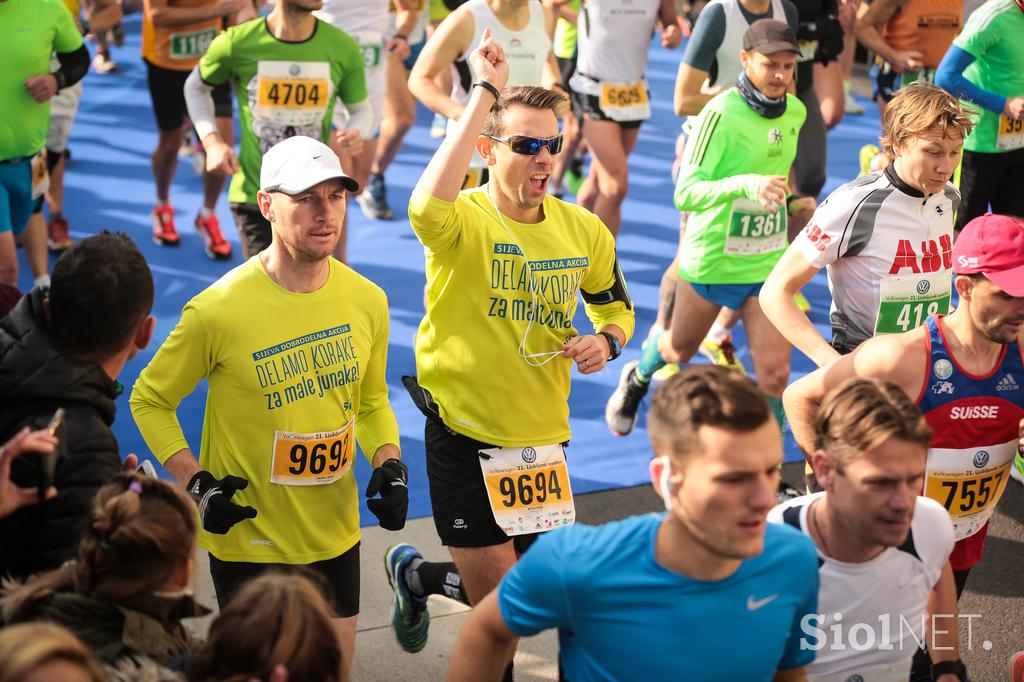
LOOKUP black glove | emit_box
[187,471,258,535]
[365,458,408,531]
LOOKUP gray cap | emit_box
[742,19,801,55]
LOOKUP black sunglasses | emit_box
[485,134,564,155]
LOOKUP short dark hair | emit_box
[481,85,566,137]
[647,365,772,464]
[48,232,153,358]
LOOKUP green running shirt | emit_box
[198,18,367,205]
[675,88,806,284]
[553,0,580,59]
[953,0,1024,153]
[0,0,83,160]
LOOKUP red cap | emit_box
[953,213,1024,296]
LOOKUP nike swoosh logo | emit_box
[313,155,322,159]
[747,594,779,610]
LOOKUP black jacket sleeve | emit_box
[54,44,91,91]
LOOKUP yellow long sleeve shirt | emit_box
[409,187,635,446]
[130,257,399,563]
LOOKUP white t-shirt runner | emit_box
[568,0,661,122]
[449,0,551,168]
[317,0,390,135]
[769,493,955,682]
[791,166,959,349]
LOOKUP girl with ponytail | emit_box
[1,473,205,670]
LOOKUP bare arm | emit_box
[784,334,925,456]
[446,590,518,682]
[760,248,840,368]
[674,63,714,116]
[415,29,509,202]
[854,0,921,72]
[927,562,961,681]
[541,4,563,89]
[163,448,202,485]
[392,4,419,38]
[149,0,248,27]
[657,0,682,48]
[543,0,578,24]
[408,9,474,120]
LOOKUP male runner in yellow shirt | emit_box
[130,136,405,678]
[383,31,634,677]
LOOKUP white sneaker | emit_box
[843,81,864,115]
[92,52,117,74]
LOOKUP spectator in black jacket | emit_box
[0,232,154,579]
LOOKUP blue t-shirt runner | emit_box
[494,513,819,681]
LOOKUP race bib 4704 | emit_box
[254,61,331,127]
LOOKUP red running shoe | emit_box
[195,212,232,260]
[1011,651,1024,682]
[152,204,180,246]
[47,215,73,252]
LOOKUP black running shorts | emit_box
[229,202,272,259]
[145,59,232,132]
[424,418,539,552]
[956,147,1024,231]
[208,542,360,617]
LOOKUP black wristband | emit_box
[931,659,967,680]
[52,70,67,91]
[393,33,409,41]
[599,331,621,361]
[473,80,501,102]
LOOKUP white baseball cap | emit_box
[259,136,359,195]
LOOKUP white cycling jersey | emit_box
[790,166,959,347]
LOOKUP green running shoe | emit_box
[565,157,585,195]
[384,544,430,653]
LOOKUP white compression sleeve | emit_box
[184,67,219,141]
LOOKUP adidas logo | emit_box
[996,374,1019,391]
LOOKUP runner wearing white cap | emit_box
[130,136,406,677]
